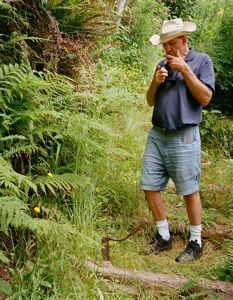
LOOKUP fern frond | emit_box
[0,135,26,142]
[2,144,40,159]
[34,173,89,196]
[0,196,30,232]
[0,196,74,236]
[0,157,37,196]
[0,63,33,110]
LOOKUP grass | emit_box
[76,71,232,297]
[87,152,232,299]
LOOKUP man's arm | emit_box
[167,50,213,106]
[146,66,168,107]
[181,64,213,106]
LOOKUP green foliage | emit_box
[0,157,37,196]
[224,240,233,281]
[129,0,168,47]
[0,2,31,64]
[35,173,81,196]
[216,239,233,282]
[178,279,199,297]
[0,2,24,34]
[0,197,31,233]
[0,1,108,74]
[210,0,233,114]
[0,279,12,297]
[0,62,110,176]
[0,156,74,237]
[0,249,9,264]
[208,0,233,91]
[12,255,54,298]
[107,0,167,69]
[200,110,233,156]
[42,0,65,8]
[193,0,233,114]
[162,0,197,19]
[0,61,112,260]
[43,0,114,37]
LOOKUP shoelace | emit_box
[150,233,163,244]
[186,240,201,253]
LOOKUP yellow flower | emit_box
[121,177,127,182]
[132,180,137,184]
[34,207,40,213]
[47,172,53,177]
[95,187,100,193]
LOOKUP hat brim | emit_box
[150,21,196,46]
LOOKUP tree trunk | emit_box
[115,0,128,25]
[85,260,233,298]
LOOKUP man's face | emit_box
[162,36,186,57]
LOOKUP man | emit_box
[140,18,215,262]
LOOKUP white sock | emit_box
[156,219,170,241]
[189,224,202,246]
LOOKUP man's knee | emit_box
[183,191,200,201]
[144,190,161,197]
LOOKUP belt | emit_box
[153,125,197,133]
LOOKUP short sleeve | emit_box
[198,55,215,92]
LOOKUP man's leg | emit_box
[184,191,202,246]
[184,191,202,225]
[144,190,172,252]
[145,190,166,221]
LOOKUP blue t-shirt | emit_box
[152,48,215,129]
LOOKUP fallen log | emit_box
[85,260,233,298]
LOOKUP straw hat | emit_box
[150,18,196,46]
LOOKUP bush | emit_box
[200,110,233,156]
[193,0,233,115]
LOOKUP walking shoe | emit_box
[149,232,172,254]
[175,240,204,262]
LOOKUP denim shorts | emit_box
[140,126,201,195]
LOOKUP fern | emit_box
[34,173,89,196]
[0,196,74,236]
[2,144,40,160]
[0,157,37,196]
[0,157,74,235]
[0,63,110,175]
[0,156,74,237]
[47,0,112,37]
[0,135,26,142]
[0,196,30,232]
[0,62,113,243]
[0,62,35,112]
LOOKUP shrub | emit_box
[200,110,233,156]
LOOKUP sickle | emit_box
[101,217,150,261]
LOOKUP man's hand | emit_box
[166,49,213,106]
[146,65,168,106]
[153,65,168,85]
[166,49,187,72]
